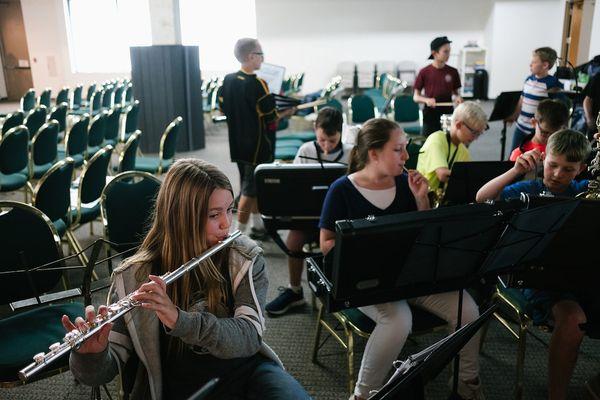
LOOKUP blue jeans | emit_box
[206,356,312,400]
[511,126,530,152]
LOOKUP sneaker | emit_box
[585,373,600,400]
[249,227,270,241]
[266,287,305,315]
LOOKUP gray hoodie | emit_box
[70,235,281,400]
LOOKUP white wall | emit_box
[590,0,600,60]
[256,0,492,93]
[485,0,564,98]
[20,0,129,95]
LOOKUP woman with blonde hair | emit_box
[64,158,310,400]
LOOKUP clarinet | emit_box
[18,230,242,381]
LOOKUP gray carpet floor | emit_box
[1,100,598,399]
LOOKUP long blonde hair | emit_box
[122,158,232,315]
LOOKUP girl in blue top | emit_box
[319,119,484,400]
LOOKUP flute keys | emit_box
[33,352,45,364]
[49,343,61,352]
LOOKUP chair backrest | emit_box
[348,95,376,124]
[31,120,59,171]
[72,85,83,108]
[124,83,134,102]
[66,115,89,157]
[56,87,69,107]
[0,201,64,304]
[393,95,420,123]
[101,85,115,108]
[20,89,36,112]
[118,130,141,173]
[104,105,122,142]
[38,88,52,108]
[0,126,29,175]
[124,100,140,134]
[90,90,103,114]
[25,106,47,140]
[160,116,182,161]
[113,84,125,106]
[86,83,96,102]
[316,98,343,113]
[88,111,108,147]
[1,111,24,135]
[79,145,113,204]
[33,158,74,222]
[49,103,68,133]
[100,171,160,251]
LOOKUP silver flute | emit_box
[19,230,241,381]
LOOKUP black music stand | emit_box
[489,91,521,161]
[254,163,346,257]
[369,306,497,400]
[481,196,600,291]
[443,161,515,206]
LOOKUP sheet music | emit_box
[256,63,286,94]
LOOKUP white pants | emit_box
[354,290,480,399]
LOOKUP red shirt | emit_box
[414,64,461,102]
[509,140,546,161]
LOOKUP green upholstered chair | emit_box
[124,82,134,104]
[393,95,422,135]
[120,100,139,143]
[32,158,74,239]
[55,87,69,107]
[274,146,298,161]
[49,103,68,140]
[348,94,377,124]
[24,106,47,141]
[58,115,89,168]
[0,200,90,386]
[1,111,24,135]
[88,90,103,116]
[87,111,108,159]
[116,130,141,173]
[103,105,121,147]
[85,83,96,105]
[29,120,60,179]
[134,116,182,175]
[276,138,304,149]
[69,145,114,232]
[113,84,125,107]
[20,89,36,113]
[100,171,160,254]
[276,131,316,142]
[0,126,30,196]
[38,88,51,109]
[101,85,115,109]
[72,85,83,110]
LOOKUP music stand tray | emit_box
[444,161,515,206]
[489,91,521,161]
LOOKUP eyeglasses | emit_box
[461,121,485,137]
[252,52,264,56]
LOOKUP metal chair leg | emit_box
[346,327,355,395]
[312,304,325,363]
[515,322,527,400]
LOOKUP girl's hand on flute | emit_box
[132,275,179,330]
[62,305,112,354]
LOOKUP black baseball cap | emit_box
[428,36,452,59]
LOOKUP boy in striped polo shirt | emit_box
[508,47,562,151]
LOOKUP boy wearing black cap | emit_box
[413,36,463,136]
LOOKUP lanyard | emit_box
[313,140,344,163]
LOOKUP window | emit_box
[179,0,257,73]
[65,0,152,73]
